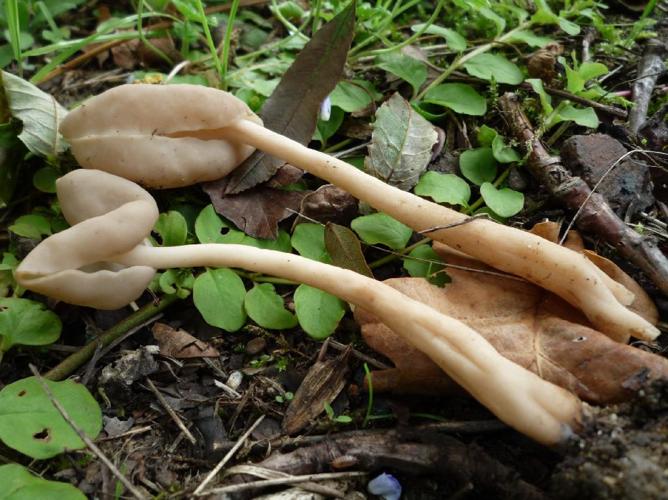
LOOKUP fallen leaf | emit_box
[355,260,668,404]
[211,1,356,195]
[295,184,358,227]
[325,223,373,278]
[202,184,308,239]
[266,164,304,188]
[365,93,438,191]
[152,322,219,358]
[282,348,351,435]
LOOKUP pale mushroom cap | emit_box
[60,84,263,188]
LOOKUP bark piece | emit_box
[152,322,220,358]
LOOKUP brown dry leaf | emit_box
[355,260,668,404]
[202,184,309,239]
[282,347,351,435]
[294,184,358,227]
[152,322,220,358]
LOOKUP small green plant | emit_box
[0,463,86,499]
[324,402,352,424]
[275,391,294,403]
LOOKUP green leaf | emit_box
[245,283,298,330]
[291,223,331,262]
[0,464,86,499]
[0,377,102,459]
[557,17,580,36]
[477,124,497,146]
[365,93,437,190]
[351,212,413,250]
[0,297,61,352]
[376,52,427,95]
[193,268,247,331]
[463,53,524,85]
[294,284,345,340]
[577,62,608,82]
[194,205,245,244]
[402,244,449,287]
[422,83,487,116]
[480,182,524,218]
[329,80,377,112]
[492,134,520,163]
[324,223,373,278]
[459,147,497,186]
[506,30,554,47]
[219,1,356,194]
[410,23,466,51]
[526,78,553,114]
[557,104,599,129]
[414,171,471,206]
[32,166,59,193]
[157,269,194,298]
[241,230,292,253]
[154,211,188,247]
[9,214,51,240]
[314,105,344,145]
[0,71,68,158]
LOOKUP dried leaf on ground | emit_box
[202,184,309,239]
[211,1,356,195]
[365,93,438,191]
[282,348,351,435]
[152,322,219,358]
[355,253,667,404]
[295,184,358,227]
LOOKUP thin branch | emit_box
[145,378,197,445]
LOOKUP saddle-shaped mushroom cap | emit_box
[60,84,263,188]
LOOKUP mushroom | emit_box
[16,169,584,446]
[59,84,658,343]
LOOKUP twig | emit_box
[200,471,367,496]
[145,378,197,445]
[96,425,153,442]
[629,39,667,133]
[45,295,179,381]
[327,338,392,370]
[500,92,668,296]
[29,365,148,500]
[519,82,628,119]
[193,414,265,495]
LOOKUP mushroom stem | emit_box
[222,119,658,343]
[117,243,582,445]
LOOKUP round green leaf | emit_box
[351,213,413,250]
[329,80,375,112]
[459,148,497,186]
[245,283,298,330]
[9,214,51,240]
[414,171,471,206]
[411,23,466,51]
[0,377,102,459]
[240,230,292,253]
[0,464,86,500]
[463,53,524,84]
[291,223,331,262]
[294,285,345,340]
[402,244,449,287]
[32,166,59,193]
[0,298,61,352]
[422,83,487,116]
[491,134,521,163]
[194,205,245,244]
[193,268,247,331]
[154,211,188,247]
[480,182,525,218]
[556,104,599,129]
[376,52,427,95]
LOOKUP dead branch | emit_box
[500,92,668,297]
[629,39,667,134]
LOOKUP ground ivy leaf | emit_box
[154,211,188,247]
[324,223,373,278]
[480,182,524,218]
[291,223,331,262]
[0,464,86,499]
[422,83,487,116]
[557,104,599,129]
[0,377,102,459]
[0,297,61,353]
[459,147,497,186]
[414,171,471,206]
[294,284,345,340]
[215,1,356,194]
[193,268,247,331]
[402,244,450,287]
[194,205,245,244]
[376,52,427,95]
[8,214,51,240]
[463,53,524,85]
[411,23,466,51]
[0,71,68,158]
[351,212,413,250]
[365,93,437,191]
[245,283,298,330]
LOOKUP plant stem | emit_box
[415,22,531,101]
[463,167,514,215]
[221,0,241,90]
[195,0,224,84]
[369,237,430,269]
[45,295,179,381]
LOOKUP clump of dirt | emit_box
[552,379,668,499]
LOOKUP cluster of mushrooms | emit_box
[16,84,661,446]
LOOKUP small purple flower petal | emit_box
[320,95,332,121]
[367,472,402,500]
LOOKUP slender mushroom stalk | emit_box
[15,169,583,446]
[59,85,658,343]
